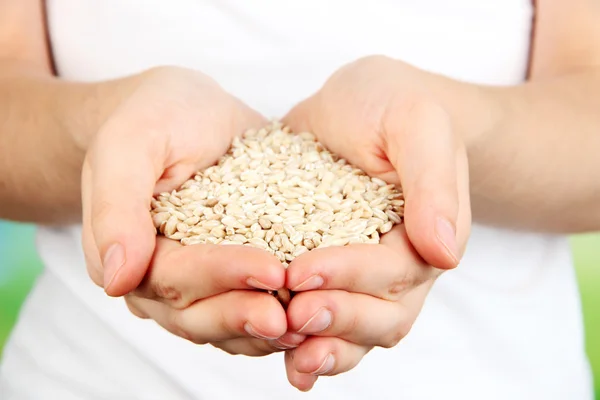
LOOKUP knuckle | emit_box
[152,280,185,308]
[384,280,409,301]
[168,310,203,345]
[381,318,413,349]
[383,268,414,301]
[124,299,149,319]
[380,333,402,349]
[149,249,193,309]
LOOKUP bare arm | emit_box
[0,0,140,224]
[412,0,600,233]
[464,0,600,233]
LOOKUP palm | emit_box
[279,55,472,390]
[105,66,267,195]
[81,66,267,296]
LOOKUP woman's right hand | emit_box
[123,237,304,356]
[80,66,297,355]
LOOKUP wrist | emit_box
[404,67,506,181]
[60,72,149,152]
[388,59,499,149]
[414,71,501,152]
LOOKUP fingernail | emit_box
[244,322,278,340]
[271,332,305,349]
[291,275,324,291]
[246,277,278,291]
[435,217,459,264]
[103,243,126,291]
[297,308,332,334]
[311,354,335,375]
[271,340,297,350]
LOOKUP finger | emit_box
[285,350,318,392]
[281,96,318,135]
[268,332,307,350]
[125,290,287,344]
[124,297,149,319]
[86,121,163,297]
[286,224,436,301]
[132,237,286,309]
[287,286,432,347]
[211,337,283,357]
[214,331,306,357]
[211,332,305,356]
[291,336,371,376]
[384,100,462,269]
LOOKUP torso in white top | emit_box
[0,1,593,399]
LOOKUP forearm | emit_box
[449,69,600,233]
[0,61,141,224]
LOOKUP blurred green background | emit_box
[1,220,599,398]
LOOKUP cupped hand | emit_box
[283,55,471,270]
[81,65,266,296]
[79,66,303,354]
[122,237,305,356]
[282,225,437,390]
[280,55,472,390]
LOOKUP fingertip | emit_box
[246,292,289,339]
[270,300,290,338]
[102,242,126,296]
[296,379,318,392]
[403,202,459,270]
[434,216,460,269]
[286,248,333,291]
[285,292,332,334]
[403,223,457,271]
[281,99,313,134]
[291,342,336,378]
[245,248,287,290]
[102,225,157,297]
[285,351,319,392]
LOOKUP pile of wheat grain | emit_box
[150,122,404,266]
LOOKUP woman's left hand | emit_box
[282,225,439,391]
[281,55,472,391]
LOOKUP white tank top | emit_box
[32,0,592,398]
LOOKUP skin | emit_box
[277,1,600,390]
[280,65,472,390]
[276,0,600,391]
[1,0,600,393]
[0,0,292,357]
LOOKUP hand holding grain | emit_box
[284,55,471,271]
[281,55,472,390]
[123,236,299,356]
[79,66,291,355]
[283,225,441,390]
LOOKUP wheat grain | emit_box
[149,121,405,303]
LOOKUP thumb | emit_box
[84,126,161,297]
[384,100,462,269]
[281,96,316,134]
